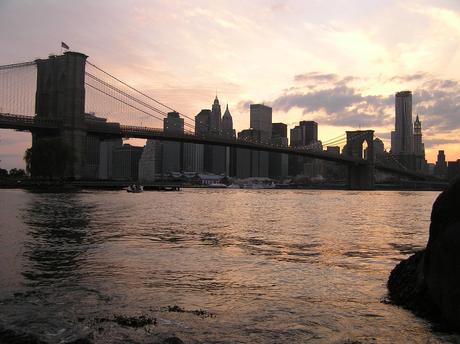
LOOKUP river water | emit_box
[0,188,459,343]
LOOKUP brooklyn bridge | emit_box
[0,51,436,189]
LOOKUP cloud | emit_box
[389,72,428,82]
[266,70,460,155]
[272,75,393,128]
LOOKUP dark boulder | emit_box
[388,179,460,331]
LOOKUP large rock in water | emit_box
[388,179,460,331]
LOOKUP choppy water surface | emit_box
[0,188,458,343]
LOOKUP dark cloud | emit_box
[390,72,428,82]
[272,84,393,128]
[423,138,459,146]
[294,72,339,83]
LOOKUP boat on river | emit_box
[126,184,143,193]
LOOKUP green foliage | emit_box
[24,136,74,179]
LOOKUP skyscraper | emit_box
[393,91,414,155]
[196,102,226,175]
[299,121,318,145]
[162,111,184,174]
[272,123,287,141]
[210,96,222,135]
[221,104,236,138]
[195,109,211,136]
[290,121,318,147]
[413,115,424,156]
[250,104,272,143]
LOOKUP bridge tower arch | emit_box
[344,130,375,189]
[34,52,88,179]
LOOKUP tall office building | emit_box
[195,109,211,136]
[164,111,184,133]
[160,112,184,174]
[250,104,272,143]
[112,144,143,180]
[196,104,226,175]
[272,123,287,141]
[221,104,236,138]
[393,91,414,154]
[290,121,318,147]
[210,96,222,135]
[299,121,318,145]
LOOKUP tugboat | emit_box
[126,184,143,193]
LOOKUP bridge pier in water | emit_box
[34,52,88,179]
[345,130,375,190]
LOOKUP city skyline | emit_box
[1,0,460,168]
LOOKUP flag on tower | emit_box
[61,42,69,50]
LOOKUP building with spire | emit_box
[210,95,222,135]
[413,114,424,156]
[413,114,427,171]
[221,104,236,138]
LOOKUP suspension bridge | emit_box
[0,51,436,189]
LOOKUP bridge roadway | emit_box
[0,112,433,180]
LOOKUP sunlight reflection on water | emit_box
[0,188,458,343]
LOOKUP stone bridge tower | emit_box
[344,130,375,189]
[34,52,88,179]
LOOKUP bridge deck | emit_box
[0,112,438,180]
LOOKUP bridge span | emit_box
[0,51,437,189]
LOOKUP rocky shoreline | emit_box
[388,179,460,332]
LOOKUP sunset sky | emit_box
[1,0,460,169]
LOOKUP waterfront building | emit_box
[139,139,160,182]
[235,129,268,177]
[183,143,204,173]
[98,138,122,180]
[112,144,143,180]
[250,104,272,143]
[270,122,288,178]
[448,160,460,181]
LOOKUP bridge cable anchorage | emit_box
[85,60,212,133]
[84,70,197,131]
